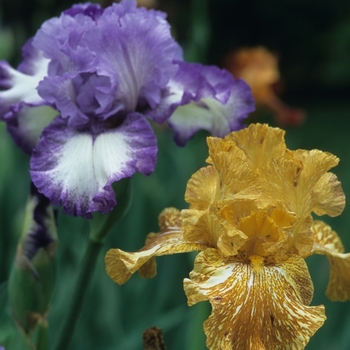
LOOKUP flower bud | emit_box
[8,183,57,334]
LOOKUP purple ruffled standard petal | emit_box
[0,39,49,121]
[30,113,157,218]
[64,3,104,20]
[32,7,98,77]
[33,0,182,128]
[149,61,255,146]
[91,2,182,115]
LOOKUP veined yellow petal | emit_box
[206,137,262,202]
[224,123,287,170]
[311,172,345,217]
[185,166,218,210]
[184,249,325,350]
[105,207,210,284]
[182,208,214,245]
[105,231,209,285]
[311,220,350,301]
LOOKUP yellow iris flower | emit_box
[105,123,349,350]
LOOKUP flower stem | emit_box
[51,237,103,350]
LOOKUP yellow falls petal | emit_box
[105,231,209,285]
[105,207,210,285]
[184,249,325,350]
[311,220,350,301]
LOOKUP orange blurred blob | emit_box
[136,0,157,9]
[224,47,305,127]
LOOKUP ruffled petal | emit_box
[181,208,216,246]
[151,62,254,145]
[219,123,287,169]
[184,249,325,350]
[311,172,345,217]
[206,137,262,201]
[311,220,350,301]
[32,6,98,76]
[82,1,182,119]
[30,112,157,218]
[0,40,49,121]
[105,208,209,284]
[185,166,218,210]
[38,74,108,128]
[33,0,182,126]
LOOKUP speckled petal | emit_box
[292,149,341,215]
[105,222,209,285]
[311,220,350,301]
[311,172,345,217]
[184,249,325,350]
[181,208,216,246]
[185,166,218,210]
[206,137,262,201]
[217,123,287,169]
[30,112,157,218]
[105,207,210,284]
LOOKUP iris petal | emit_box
[30,113,157,218]
[163,62,255,145]
[311,220,350,301]
[0,40,49,121]
[105,208,210,284]
[184,249,325,350]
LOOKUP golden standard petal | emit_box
[224,123,287,170]
[184,250,325,350]
[292,150,341,216]
[185,166,218,210]
[206,137,262,202]
[182,208,214,245]
[311,220,350,301]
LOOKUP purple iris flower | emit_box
[0,0,255,218]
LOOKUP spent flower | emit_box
[0,0,254,218]
[105,123,350,349]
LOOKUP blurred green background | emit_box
[1,0,350,349]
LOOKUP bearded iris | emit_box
[105,123,350,349]
[0,0,254,218]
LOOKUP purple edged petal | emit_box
[0,40,49,121]
[160,62,255,145]
[30,113,157,218]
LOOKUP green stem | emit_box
[51,238,103,350]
